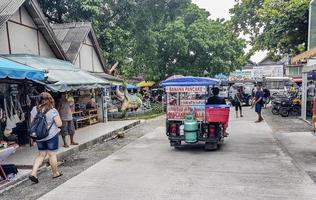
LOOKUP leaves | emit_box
[40,0,246,80]
[230,0,310,56]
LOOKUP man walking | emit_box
[251,84,264,123]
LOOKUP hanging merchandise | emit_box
[17,101,25,122]
[4,98,16,136]
[10,96,20,124]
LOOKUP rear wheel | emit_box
[280,107,289,117]
[272,107,279,115]
[291,105,301,116]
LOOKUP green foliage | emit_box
[40,0,246,80]
[230,0,310,56]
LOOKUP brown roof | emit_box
[51,22,106,70]
[0,0,67,60]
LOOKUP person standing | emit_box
[58,93,78,148]
[251,84,264,123]
[262,86,270,108]
[29,92,63,183]
[234,88,243,118]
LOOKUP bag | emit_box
[1,164,18,175]
[4,98,16,136]
[10,96,20,124]
[29,109,53,140]
[17,101,25,122]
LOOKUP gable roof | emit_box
[51,22,106,70]
[0,0,67,60]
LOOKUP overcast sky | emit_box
[191,0,236,20]
[191,0,267,63]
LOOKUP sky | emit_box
[191,0,267,63]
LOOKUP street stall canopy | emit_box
[90,72,124,86]
[3,54,109,92]
[161,76,220,87]
[127,84,138,90]
[0,57,44,81]
[137,81,155,87]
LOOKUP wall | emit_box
[75,34,104,73]
[0,6,56,57]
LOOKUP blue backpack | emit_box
[29,109,53,140]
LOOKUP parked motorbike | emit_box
[271,96,289,115]
[278,99,301,117]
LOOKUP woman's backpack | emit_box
[29,110,53,140]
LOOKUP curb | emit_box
[0,120,140,193]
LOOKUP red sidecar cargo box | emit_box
[206,105,230,123]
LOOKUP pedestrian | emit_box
[312,95,316,132]
[251,84,264,123]
[29,92,63,183]
[262,86,270,108]
[58,93,78,148]
[234,88,243,118]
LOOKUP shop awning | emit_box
[3,54,109,92]
[137,81,155,87]
[127,84,138,90]
[0,57,44,81]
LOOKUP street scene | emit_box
[1,0,316,200]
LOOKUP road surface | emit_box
[39,109,316,200]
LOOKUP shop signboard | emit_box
[229,69,253,81]
[253,65,284,79]
[166,86,206,93]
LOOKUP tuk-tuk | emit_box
[161,76,230,150]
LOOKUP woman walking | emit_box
[29,92,63,183]
[234,89,243,118]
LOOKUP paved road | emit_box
[39,109,316,200]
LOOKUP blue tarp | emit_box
[0,57,44,81]
[127,84,138,90]
[160,76,220,87]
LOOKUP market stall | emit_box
[4,54,110,129]
[0,56,45,183]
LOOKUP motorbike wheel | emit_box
[280,108,289,117]
[291,105,301,116]
[271,107,279,115]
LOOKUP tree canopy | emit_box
[230,0,310,57]
[40,0,246,80]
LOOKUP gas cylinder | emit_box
[184,114,198,143]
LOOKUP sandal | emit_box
[71,142,79,145]
[63,144,69,148]
[52,173,63,179]
[29,175,39,183]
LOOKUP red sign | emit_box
[167,106,205,121]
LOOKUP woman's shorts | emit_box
[255,103,262,113]
[61,120,75,137]
[36,134,59,151]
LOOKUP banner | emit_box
[166,86,206,93]
[180,100,205,105]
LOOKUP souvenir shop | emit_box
[0,57,45,183]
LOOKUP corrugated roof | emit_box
[0,0,67,60]
[51,22,106,69]
[0,0,25,27]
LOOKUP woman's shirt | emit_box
[31,107,61,141]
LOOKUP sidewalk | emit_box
[0,120,140,190]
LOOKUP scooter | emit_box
[279,99,301,117]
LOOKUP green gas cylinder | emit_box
[184,114,198,143]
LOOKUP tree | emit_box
[39,0,246,80]
[230,0,310,57]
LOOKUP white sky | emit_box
[191,0,267,63]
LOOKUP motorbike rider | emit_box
[207,87,228,136]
